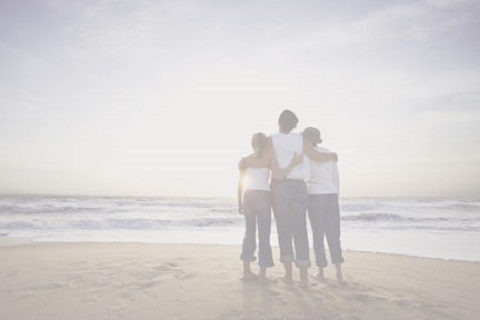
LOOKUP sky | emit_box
[1,0,479,198]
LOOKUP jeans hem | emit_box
[331,257,345,265]
[295,259,311,268]
[258,262,274,268]
[240,255,257,262]
[279,255,294,263]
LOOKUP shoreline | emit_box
[1,238,479,263]
[1,242,479,320]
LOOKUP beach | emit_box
[1,243,479,320]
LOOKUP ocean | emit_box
[1,195,479,262]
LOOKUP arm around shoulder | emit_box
[303,141,338,163]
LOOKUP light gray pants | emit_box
[240,190,274,268]
[308,193,344,267]
[271,179,310,268]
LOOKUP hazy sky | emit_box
[1,0,479,198]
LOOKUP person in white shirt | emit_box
[237,132,301,282]
[240,110,337,287]
[303,127,344,283]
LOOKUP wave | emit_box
[0,217,242,231]
[342,213,414,222]
[340,212,461,223]
[340,198,480,213]
[385,225,480,232]
[340,212,480,232]
[1,196,479,235]
[0,196,236,216]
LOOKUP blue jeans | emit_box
[271,179,310,268]
[308,194,344,267]
[240,190,274,268]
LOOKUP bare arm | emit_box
[303,140,338,163]
[333,163,340,196]
[271,153,303,181]
[237,169,245,214]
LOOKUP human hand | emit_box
[331,152,338,162]
[238,203,244,214]
[291,153,303,166]
[238,158,246,171]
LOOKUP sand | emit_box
[0,243,479,320]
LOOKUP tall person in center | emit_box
[241,110,337,286]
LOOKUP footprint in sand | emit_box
[393,298,412,307]
[153,264,178,273]
[16,282,67,298]
[165,262,178,267]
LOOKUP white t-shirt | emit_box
[271,132,310,181]
[243,167,270,191]
[307,146,339,194]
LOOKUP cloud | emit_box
[1,0,479,197]
[314,0,478,47]
[420,91,480,124]
[426,0,475,7]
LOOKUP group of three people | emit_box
[237,109,344,287]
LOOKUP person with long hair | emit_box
[237,132,301,282]
[240,110,337,286]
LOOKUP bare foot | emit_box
[312,273,326,282]
[299,278,309,288]
[280,274,293,285]
[259,276,273,286]
[335,264,344,284]
[337,271,345,284]
[241,272,258,282]
[299,269,309,288]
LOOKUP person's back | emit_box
[303,127,344,283]
[239,111,337,287]
[271,132,309,181]
[243,167,270,191]
[307,145,339,195]
[237,133,274,282]
[269,110,311,286]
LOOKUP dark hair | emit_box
[278,109,298,133]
